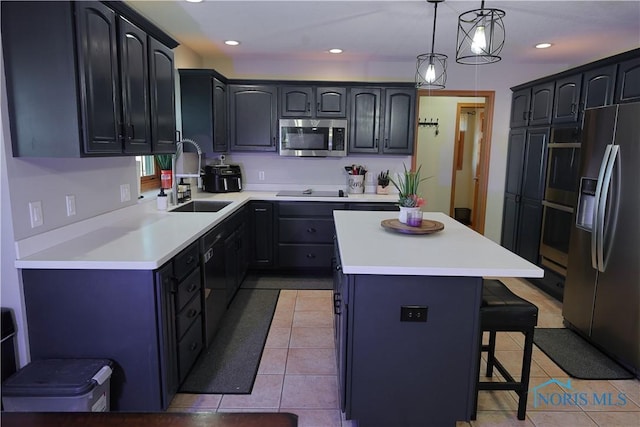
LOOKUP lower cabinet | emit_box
[276,202,346,270]
[249,201,275,268]
[224,208,249,305]
[21,241,204,411]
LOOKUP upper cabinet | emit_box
[348,86,415,155]
[279,86,347,118]
[510,83,555,128]
[615,56,640,104]
[1,1,177,157]
[229,85,278,152]
[552,75,582,124]
[581,64,617,110]
[179,70,228,153]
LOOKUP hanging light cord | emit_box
[430,1,439,56]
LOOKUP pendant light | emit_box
[416,0,447,89]
[456,0,505,65]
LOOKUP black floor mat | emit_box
[533,328,634,380]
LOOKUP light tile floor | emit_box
[169,280,640,427]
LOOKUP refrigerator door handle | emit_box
[597,144,620,272]
[592,144,614,270]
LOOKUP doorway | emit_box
[413,90,495,235]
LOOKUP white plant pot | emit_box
[398,206,420,224]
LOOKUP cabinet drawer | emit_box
[176,267,201,311]
[278,244,334,269]
[279,218,335,243]
[174,242,200,281]
[279,202,345,217]
[176,293,202,340]
[178,315,203,382]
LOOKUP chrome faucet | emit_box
[172,138,203,204]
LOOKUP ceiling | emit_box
[128,1,640,76]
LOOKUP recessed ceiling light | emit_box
[535,43,552,49]
[328,48,343,54]
[185,0,203,3]
[224,40,240,46]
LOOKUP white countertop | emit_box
[334,211,544,278]
[14,191,396,270]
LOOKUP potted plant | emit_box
[156,154,173,189]
[389,164,429,224]
[376,170,390,194]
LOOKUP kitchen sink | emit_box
[170,200,232,213]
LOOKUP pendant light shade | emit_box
[456,1,505,65]
[416,0,447,89]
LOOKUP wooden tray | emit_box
[381,218,445,235]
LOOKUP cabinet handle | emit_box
[186,255,195,265]
[306,253,316,259]
[187,283,198,293]
[335,264,342,272]
[176,130,181,142]
[384,138,389,148]
[307,102,311,112]
[129,124,135,140]
[334,293,341,315]
[189,342,199,351]
[187,308,198,318]
[306,227,316,233]
[375,138,379,148]
[515,194,521,203]
[522,111,528,121]
[317,102,321,111]
[570,103,577,114]
[254,208,267,212]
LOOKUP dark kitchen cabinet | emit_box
[552,74,582,124]
[581,64,617,110]
[276,202,346,270]
[349,87,415,155]
[615,56,640,104]
[149,37,177,154]
[229,84,278,151]
[510,83,554,128]
[179,70,228,153]
[20,241,202,412]
[279,86,347,118]
[249,201,275,268]
[224,209,249,304]
[501,127,549,264]
[1,1,177,157]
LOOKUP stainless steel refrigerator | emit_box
[563,102,640,377]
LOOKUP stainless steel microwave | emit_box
[279,119,347,157]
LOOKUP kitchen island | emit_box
[332,211,543,427]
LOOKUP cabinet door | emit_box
[581,64,617,110]
[553,74,581,124]
[349,88,382,153]
[280,86,313,117]
[156,263,178,408]
[76,2,122,154]
[119,18,151,154]
[516,198,543,264]
[250,202,274,268]
[148,37,176,154]
[521,127,549,201]
[213,78,228,152]
[501,193,519,252]
[382,88,415,154]
[510,88,531,128]
[316,87,347,118]
[615,56,640,104]
[529,82,555,126]
[179,72,214,152]
[229,85,278,151]
[504,129,526,196]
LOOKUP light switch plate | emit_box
[66,195,76,216]
[120,184,131,202]
[29,201,43,228]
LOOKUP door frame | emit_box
[414,90,495,235]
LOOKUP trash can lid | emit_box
[2,359,113,397]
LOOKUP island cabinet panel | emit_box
[1,1,176,157]
[335,271,482,427]
[20,241,203,412]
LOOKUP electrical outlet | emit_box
[400,306,428,322]
[258,171,265,181]
[66,194,76,216]
[120,184,131,202]
[29,201,43,228]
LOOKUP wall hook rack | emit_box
[418,118,440,135]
